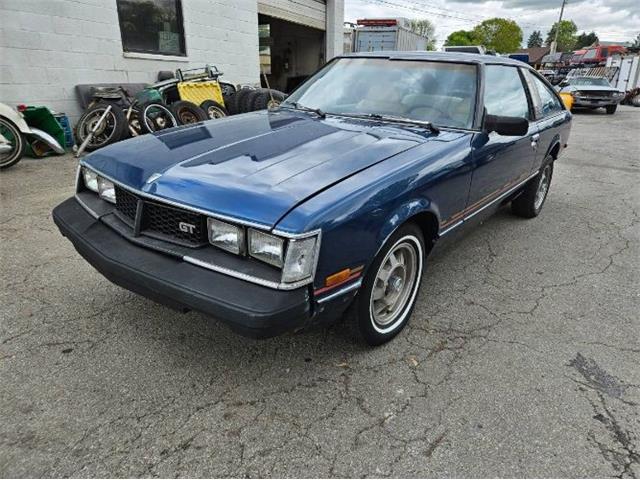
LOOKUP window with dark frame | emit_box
[116,0,186,56]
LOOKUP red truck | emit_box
[579,45,627,65]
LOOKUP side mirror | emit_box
[484,114,529,136]
[559,80,569,87]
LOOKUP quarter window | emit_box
[484,65,530,119]
[526,72,563,118]
[116,0,186,56]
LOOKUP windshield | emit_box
[570,77,611,86]
[284,58,478,129]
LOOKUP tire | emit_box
[170,100,207,125]
[237,88,258,113]
[223,92,238,115]
[511,160,554,218]
[252,89,287,110]
[139,102,178,134]
[234,88,254,114]
[75,102,127,151]
[219,81,236,97]
[350,223,425,346]
[0,117,26,169]
[605,104,617,114]
[199,100,228,119]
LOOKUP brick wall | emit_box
[0,0,260,121]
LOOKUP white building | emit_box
[0,0,344,120]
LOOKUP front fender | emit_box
[374,198,438,258]
[0,103,30,133]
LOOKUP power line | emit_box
[355,0,639,35]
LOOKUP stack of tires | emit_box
[225,88,287,115]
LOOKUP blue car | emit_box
[53,52,572,345]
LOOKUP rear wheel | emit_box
[351,223,425,346]
[606,104,617,114]
[0,117,26,169]
[512,160,553,218]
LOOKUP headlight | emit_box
[82,167,98,192]
[282,235,318,283]
[97,176,116,203]
[208,218,245,255]
[249,229,284,268]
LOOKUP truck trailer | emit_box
[352,18,429,53]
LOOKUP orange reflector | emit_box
[325,268,352,287]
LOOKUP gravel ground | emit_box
[1,106,639,478]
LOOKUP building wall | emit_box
[0,0,260,121]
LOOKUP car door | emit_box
[468,64,538,207]
[522,69,568,171]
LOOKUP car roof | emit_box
[340,50,533,68]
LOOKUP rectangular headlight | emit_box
[82,167,98,192]
[249,229,284,268]
[97,176,116,203]
[208,218,245,255]
[282,235,319,283]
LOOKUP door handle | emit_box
[530,133,540,149]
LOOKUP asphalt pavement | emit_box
[1,106,638,477]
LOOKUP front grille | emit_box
[578,90,612,98]
[114,185,138,223]
[114,186,208,247]
[143,201,207,244]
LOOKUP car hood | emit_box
[84,110,452,228]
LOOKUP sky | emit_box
[344,0,639,48]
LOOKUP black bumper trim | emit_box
[53,198,312,338]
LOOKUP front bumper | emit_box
[53,198,314,338]
[573,97,621,108]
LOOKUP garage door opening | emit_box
[258,14,325,93]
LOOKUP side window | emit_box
[484,65,530,119]
[527,72,563,118]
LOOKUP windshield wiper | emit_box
[282,102,326,119]
[342,113,440,134]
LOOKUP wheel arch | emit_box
[545,135,562,160]
[374,199,440,262]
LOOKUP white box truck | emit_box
[352,18,429,52]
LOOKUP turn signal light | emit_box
[325,269,352,287]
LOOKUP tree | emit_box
[408,19,436,51]
[471,18,523,53]
[575,31,598,48]
[444,30,476,47]
[545,20,578,51]
[527,30,543,48]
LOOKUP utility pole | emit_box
[551,0,567,54]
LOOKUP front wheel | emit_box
[605,104,617,114]
[512,161,553,218]
[0,117,26,169]
[351,223,425,346]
